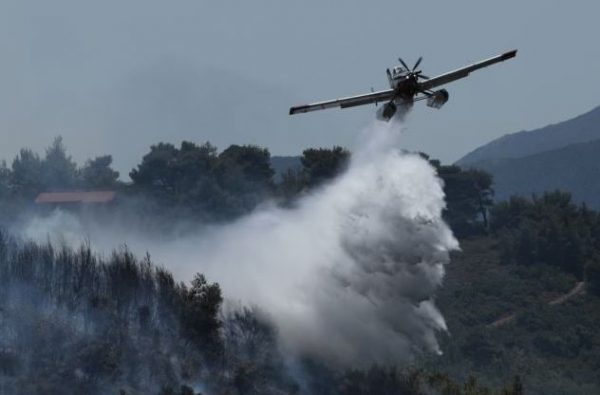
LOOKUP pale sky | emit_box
[0,1,598,176]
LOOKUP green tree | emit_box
[0,161,13,222]
[175,141,218,193]
[42,136,78,190]
[491,191,595,277]
[431,162,494,237]
[180,274,223,354]
[80,155,120,189]
[214,144,275,215]
[11,148,43,198]
[0,161,10,199]
[130,141,218,197]
[130,142,180,196]
[173,141,221,211]
[216,145,274,189]
[489,196,530,232]
[130,141,227,217]
[300,146,350,188]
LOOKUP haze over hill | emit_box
[465,139,600,205]
[456,105,600,207]
[457,105,600,165]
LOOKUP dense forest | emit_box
[0,138,491,237]
[0,137,598,394]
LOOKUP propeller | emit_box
[412,57,430,79]
[412,56,423,71]
[398,57,410,71]
[398,55,430,79]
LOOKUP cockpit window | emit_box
[392,67,404,77]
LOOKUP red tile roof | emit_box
[35,191,117,204]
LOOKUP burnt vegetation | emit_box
[0,137,598,393]
[0,231,527,395]
[0,232,222,394]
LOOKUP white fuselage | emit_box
[387,67,420,102]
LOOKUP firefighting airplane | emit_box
[289,50,517,121]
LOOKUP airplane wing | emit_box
[418,49,517,92]
[289,89,395,115]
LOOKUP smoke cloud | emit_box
[17,118,458,367]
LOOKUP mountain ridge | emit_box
[457,105,600,166]
[466,135,600,207]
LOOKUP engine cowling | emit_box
[426,89,449,109]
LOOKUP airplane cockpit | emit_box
[390,66,407,78]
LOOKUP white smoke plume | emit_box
[17,118,458,367]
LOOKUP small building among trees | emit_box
[34,190,117,208]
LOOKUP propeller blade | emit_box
[412,56,423,71]
[418,74,430,80]
[398,57,410,71]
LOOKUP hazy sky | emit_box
[0,0,599,176]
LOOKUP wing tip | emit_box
[502,49,518,60]
[289,105,309,115]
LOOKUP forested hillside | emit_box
[0,231,530,395]
[431,192,600,395]
[0,137,599,394]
